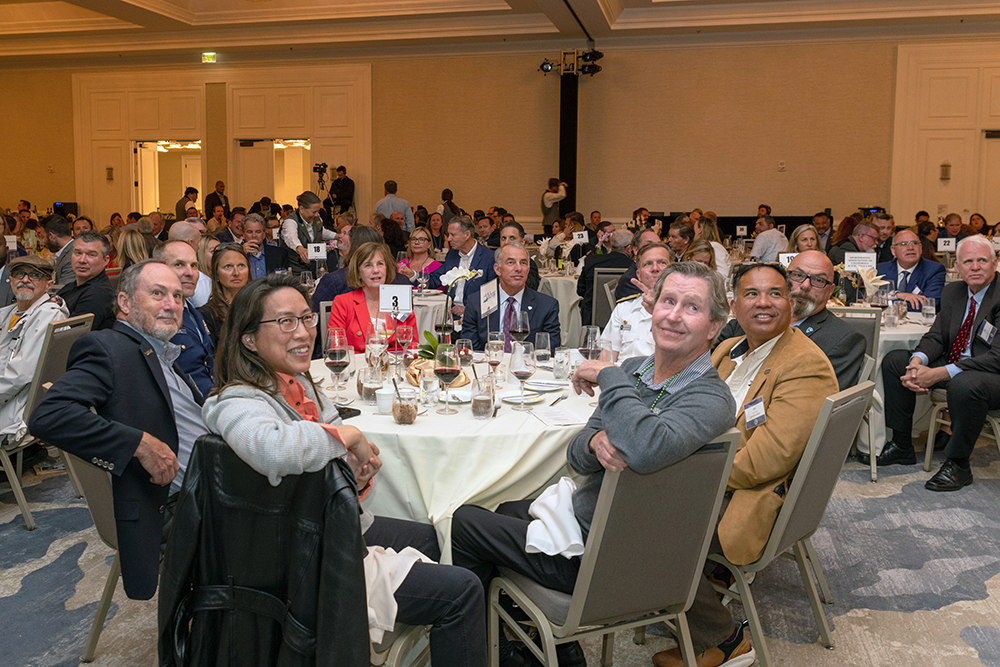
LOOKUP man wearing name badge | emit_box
[600,242,670,363]
[461,243,560,353]
[428,217,497,324]
[876,229,945,312]
[867,236,1000,492]
[451,262,737,667]
[153,242,215,398]
[29,260,207,600]
[651,263,838,667]
[713,252,865,391]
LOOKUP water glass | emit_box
[922,302,936,325]
[421,368,439,407]
[471,379,494,421]
[534,333,551,363]
[883,307,898,329]
[359,367,382,406]
[552,347,571,380]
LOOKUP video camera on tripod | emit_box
[314,162,329,196]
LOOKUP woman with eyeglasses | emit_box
[328,242,416,352]
[396,227,442,283]
[201,273,486,667]
[199,243,249,346]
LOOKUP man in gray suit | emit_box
[714,250,865,391]
[40,214,76,287]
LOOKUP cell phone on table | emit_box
[337,405,361,420]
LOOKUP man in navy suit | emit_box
[429,216,497,325]
[155,241,215,397]
[29,261,206,600]
[242,214,290,279]
[876,229,946,311]
[462,243,561,352]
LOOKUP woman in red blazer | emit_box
[328,241,417,352]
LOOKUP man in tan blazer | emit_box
[655,262,838,667]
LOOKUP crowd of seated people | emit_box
[15,177,1000,667]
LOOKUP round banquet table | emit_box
[309,356,594,562]
[538,272,581,349]
[412,291,448,340]
[857,318,932,456]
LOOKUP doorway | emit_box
[134,140,202,218]
[233,139,312,212]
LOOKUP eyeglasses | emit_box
[11,269,46,281]
[787,268,833,288]
[892,240,921,247]
[411,237,430,244]
[259,313,320,332]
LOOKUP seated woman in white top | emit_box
[201,273,486,667]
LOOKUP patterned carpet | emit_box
[1,438,998,667]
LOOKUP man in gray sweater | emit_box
[451,262,736,667]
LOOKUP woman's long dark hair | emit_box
[442,188,459,216]
[214,274,318,396]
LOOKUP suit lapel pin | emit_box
[764,369,771,374]
[805,327,814,334]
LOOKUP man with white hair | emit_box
[577,229,633,326]
[873,235,1000,492]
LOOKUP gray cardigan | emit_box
[567,354,736,534]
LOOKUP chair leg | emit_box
[987,417,1000,460]
[60,450,85,499]
[801,536,833,605]
[728,566,772,667]
[867,408,878,482]
[925,404,946,472]
[675,613,698,667]
[488,584,501,667]
[0,447,36,530]
[600,632,614,667]
[792,541,833,649]
[632,626,646,645]
[81,551,121,662]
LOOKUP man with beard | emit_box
[30,260,206,600]
[714,251,864,390]
[39,214,75,286]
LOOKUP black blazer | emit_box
[577,251,633,326]
[915,273,1000,373]
[713,308,866,391]
[263,244,291,274]
[28,321,204,600]
[461,288,561,352]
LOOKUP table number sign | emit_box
[379,284,413,315]
[307,243,326,260]
[937,237,955,252]
[5,236,16,252]
[736,226,748,237]
[573,231,588,245]
[479,278,499,318]
[777,253,797,267]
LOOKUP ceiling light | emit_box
[580,50,604,63]
[580,63,602,76]
[539,59,555,74]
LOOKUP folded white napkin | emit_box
[364,545,435,643]
[525,477,585,558]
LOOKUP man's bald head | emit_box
[168,221,201,251]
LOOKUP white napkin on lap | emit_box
[525,477,585,558]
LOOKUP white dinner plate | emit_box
[524,381,567,392]
[439,390,471,403]
[498,390,545,405]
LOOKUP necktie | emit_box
[502,297,517,353]
[897,270,909,293]
[948,299,976,364]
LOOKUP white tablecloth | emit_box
[412,292,448,340]
[310,357,592,562]
[859,319,932,455]
[539,273,581,349]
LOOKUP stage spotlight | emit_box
[580,63,602,76]
[580,50,604,63]
[539,59,555,74]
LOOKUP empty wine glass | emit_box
[590,340,614,407]
[510,342,536,412]
[300,270,315,290]
[456,338,474,369]
[435,344,460,415]
[337,345,357,400]
[416,269,429,293]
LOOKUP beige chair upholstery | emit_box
[370,623,430,667]
[319,300,333,349]
[923,388,1000,472]
[708,381,875,667]
[592,267,627,331]
[0,313,93,529]
[488,430,741,667]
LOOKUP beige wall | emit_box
[0,69,75,212]
[2,40,899,224]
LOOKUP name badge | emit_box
[979,320,996,345]
[620,323,631,332]
[744,396,766,429]
[911,285,921,295]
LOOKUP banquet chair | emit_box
[592,267,627,331]
[708,381,874,667]
[488,429,741,667]
[59,449,120,662]
[319,300,333,348]
[370,623,430,667]
[0,313,93,530]
[923,389,1000,472]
